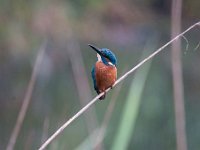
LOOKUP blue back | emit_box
[91,48,117,94]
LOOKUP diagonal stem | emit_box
[38,21,200,150]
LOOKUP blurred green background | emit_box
[0,0,200,150]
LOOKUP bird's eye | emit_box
[105,58,110,62]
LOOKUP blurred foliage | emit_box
[112,40,155,150]
[0,0,200,150]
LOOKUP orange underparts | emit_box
[95,61,117,100]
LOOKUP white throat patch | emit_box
[108,62,115,66]
[97,53,102,62]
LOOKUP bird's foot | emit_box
[110,85,114,89]
[99,91,106,100]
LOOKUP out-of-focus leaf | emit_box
[111,36,158,150]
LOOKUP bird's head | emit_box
[88,44,117,66]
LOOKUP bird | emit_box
[88,44,117,100]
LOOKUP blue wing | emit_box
[91,67,99,94]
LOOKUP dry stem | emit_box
[171,0,187,150]
[38,21,200,150]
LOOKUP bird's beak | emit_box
[88,44,107,58]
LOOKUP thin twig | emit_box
[38,21,200,150]
[75,78,125,150]
[66,38,100,149]
[181,35,189,53]
[66,38,98,131]
[6,41,47,150]
[93,73,125,149]
[39,94,101,150]
[193,41,200,51]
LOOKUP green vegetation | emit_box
[0,0,200,150]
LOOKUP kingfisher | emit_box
[89,44,117,100]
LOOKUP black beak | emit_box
[88,44,107,58]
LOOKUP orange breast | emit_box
[95,61,117,93]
